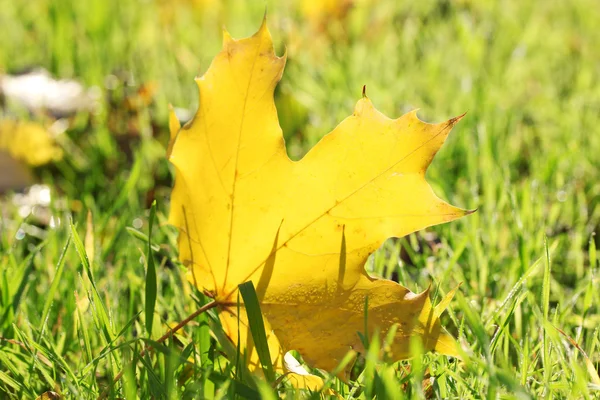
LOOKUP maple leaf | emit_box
[0,120,63,166]
[0,119,63,191]
[168,20,470,379]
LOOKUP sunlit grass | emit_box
[1,0,599,398]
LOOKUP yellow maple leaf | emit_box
[301,0,354,24]
[0,120,62,166]
[168,20,470,380]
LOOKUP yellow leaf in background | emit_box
[155,0,220,26]
[0,120,62,166]
[301,0,354,25]
[168,20,470,380]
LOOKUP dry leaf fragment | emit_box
[35,391,61,400]
[0,152,32,192]
[168,20,470,379]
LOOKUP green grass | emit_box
[2,0,600,398]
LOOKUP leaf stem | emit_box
[97,300,218,399]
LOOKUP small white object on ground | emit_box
[0,68,100,117]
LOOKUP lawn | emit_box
[1,0,599,398]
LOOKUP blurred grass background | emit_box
[1,0,600,398]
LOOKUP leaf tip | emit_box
[262,7,268,26]
[448,111,468,126]
[353,96,374,117]
[464,207,478,216]
[257,11,269,38]
[222,27,233,47]
[167,104,181,158]
[405,108,422,121]
[433,284,460,318]
[280,45,288,63]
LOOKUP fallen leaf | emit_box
[155,0,220,26]
[301,0,354,30]
[0,120,62,192]
[0,120,62,166]
[35,391,61,400]
[168,20,470,379]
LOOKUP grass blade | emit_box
[542,235,552,395]
[70,220,114,344]
[238,281,275,384]
[39,234,71,337]
[145,200,157,336]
